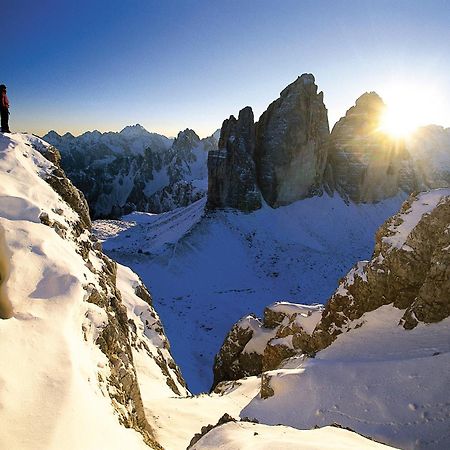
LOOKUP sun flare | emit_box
[378,83,445,139]
[379,106,420,138]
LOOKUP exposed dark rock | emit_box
[255,73,330,206]
[212,305,322,388]
[36,144,92,231]
[207,107,261,211]
[187,413,237,449]
[212,315,262,390]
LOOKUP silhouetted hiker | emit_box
[0,84,10,133]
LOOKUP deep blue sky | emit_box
[3,0,450,137]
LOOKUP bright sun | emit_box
[379,106,420,138]
[377,83,445,139]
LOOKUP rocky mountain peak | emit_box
[119,123,150,137]
[207,74,330,211]
[334,91,385,134]
[324,91,417,202]
[44,130,61,140]
[173,128,201,151]
[207,106,261,211]
[255,73,329,206]
[354,91,384,107]
[279,73,317,97]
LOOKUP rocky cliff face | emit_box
[255,73,330,206]
[207,74,329,210]
[324,92,418,202]
[43,126,217,219]
[0,133,188,449]
[208,77,449,213]
[207,107,261,211]
[212,189,450,386]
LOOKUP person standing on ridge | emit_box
[1,84,11,133]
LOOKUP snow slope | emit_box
[95,192,406,392]
[0,133,184,449]
[242,305,450,449]
[191,421,393,449]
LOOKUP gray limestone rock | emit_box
[255,73,330,206]
[207,107,261,211]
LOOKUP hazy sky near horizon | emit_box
[3,0,450,137]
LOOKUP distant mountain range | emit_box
[43,125,220,219]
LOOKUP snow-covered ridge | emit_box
[0,133,187,449]
[242,306,450,450]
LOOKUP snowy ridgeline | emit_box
[0,133,404,450]
[241,306,450,450]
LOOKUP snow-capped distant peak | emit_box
[119,123,150,136]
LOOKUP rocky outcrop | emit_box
[208,77,450,213]
[212,190,450,384]
[314,188,450,348]
[324,92,418,202]
[255,73,330,206]
[187,413,237,449]
[43,126,217,219]
[212,304,323,389]
[207,107,261,211]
